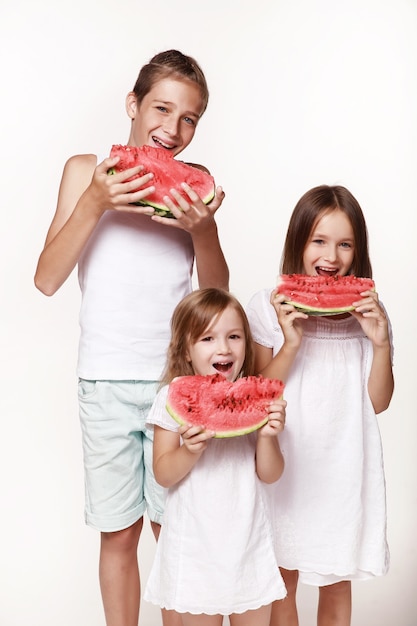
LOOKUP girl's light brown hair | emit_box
[132,49,209,115]
[281,185,372,278]
[161,289,255,385]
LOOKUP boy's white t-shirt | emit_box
[77,159,194,380]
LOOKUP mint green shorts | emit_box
[78,379,165,532]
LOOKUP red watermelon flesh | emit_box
[108,144,215,217]
[277,274,375,315]
[166,373,285,438]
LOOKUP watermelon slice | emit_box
[108,144,215,217]
[166,373,285,438]
[277,274,375,315]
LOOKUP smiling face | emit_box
[126,77,204,156]
[302,208,355,277]
[186,305,246,382]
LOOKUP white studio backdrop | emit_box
[1,1,416,624]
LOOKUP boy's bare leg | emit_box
[99,517,143,626]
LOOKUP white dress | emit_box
[143,385,287,615]
[246,289,392,586]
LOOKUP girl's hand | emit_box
[88,156,158,215]
[150,183,225,233]
[258,398,287,438]
[178,423,215,454]
[350,290,391,348]
[270,289,307,349]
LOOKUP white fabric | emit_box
[246,288,391,586]
[143,385,287,615]
[77,181,194,380]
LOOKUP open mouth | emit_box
[213,362,233,373]
[152,136,176,150]
[315,266,339,277]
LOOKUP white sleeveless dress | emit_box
[246,288,392,586]
[143,385,287,615]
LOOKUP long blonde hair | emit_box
[161,289,255,385]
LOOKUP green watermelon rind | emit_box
[285,300,357,315]
[166,403,269,439]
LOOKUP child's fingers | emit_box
[268,414,285,427]
[267,399,286,427]
[259,416,285,436]
[99,155,142,178]
[268,398,287,412]
[169,186,201,212]
[179,424,215,440]
[207,186,225,211]
[102,158,155,189]
[178,424,202,437]
[180,426,215,453]
[97,155,120,171]
[268,415,285,430]
[179,182,201,204]
[352,289,379,308]
[270,290,286,306]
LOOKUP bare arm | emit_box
[34,154,157,296]
[151,183,229,290]
[351,291,394,413]
[367,344,394,413]
[255,399,286,483]
[255,291,306,380]
[191,217,229,289]
[153,424,215,488]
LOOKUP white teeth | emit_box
[317,267,337,273]
[213,362,232,370]
[153,137,174,149]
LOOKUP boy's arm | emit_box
[34,155,103,295]
[186,183,229,290]
[34,155,156,296]
[151,184,229,290]
[191,219,229,290]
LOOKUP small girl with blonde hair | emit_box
[144,288,287,626]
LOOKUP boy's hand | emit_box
[91,157,157,214]
[150,183,225,232]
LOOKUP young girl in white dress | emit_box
[144,288,287,625]
[246,185,394,626]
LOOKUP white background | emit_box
[1,1,416,624]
